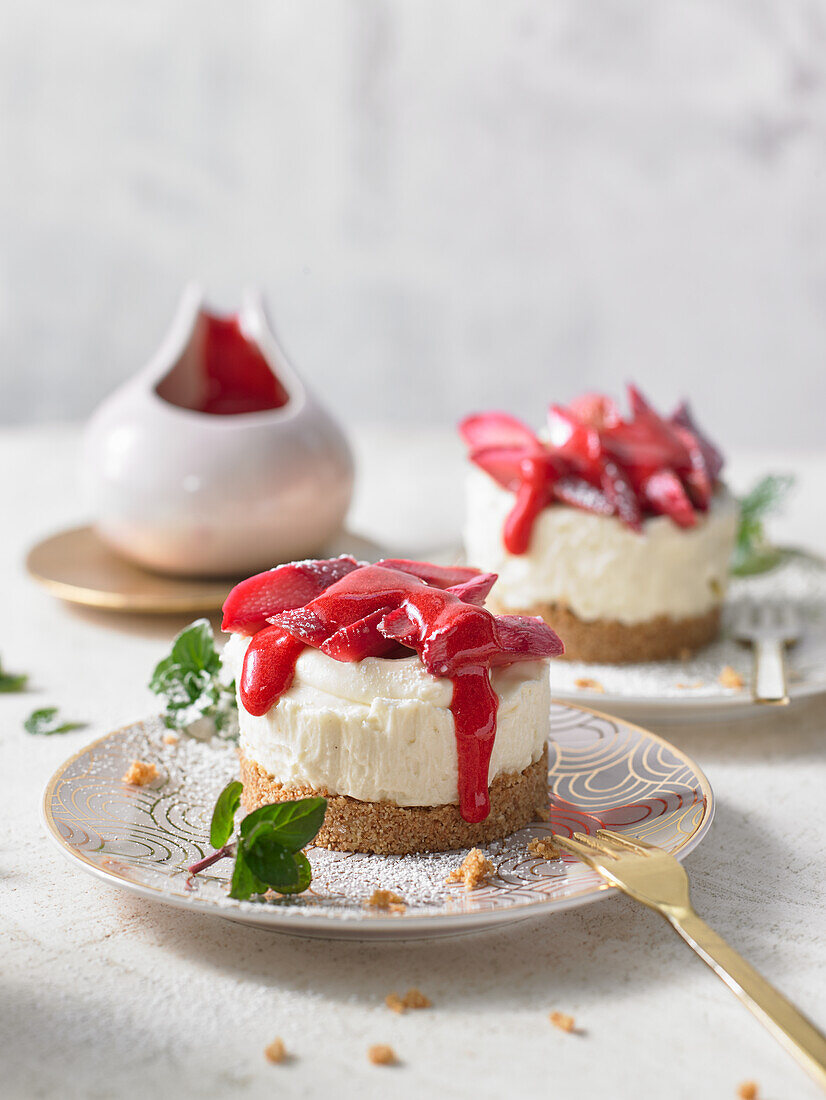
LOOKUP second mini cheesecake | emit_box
[461,386,738,663]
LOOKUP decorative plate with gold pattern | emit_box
[42,703,713,940]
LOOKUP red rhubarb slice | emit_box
[641,469,697,527]
[222,556,360,635]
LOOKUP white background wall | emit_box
[2,0,826,447]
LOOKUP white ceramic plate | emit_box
[43,703,713,940]
[550,558,826,723]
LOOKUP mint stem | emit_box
[188,842,235,875]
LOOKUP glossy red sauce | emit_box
[157,312,289,415]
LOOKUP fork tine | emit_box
[571,832,621,859]
[553,834,604,866]
[596,828,655,854]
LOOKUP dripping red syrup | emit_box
[156,311,289,415]
[222,559,563,824]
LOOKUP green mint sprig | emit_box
[24,707,85,735]
[731,474,795,576]
[188,780,326,900]
[0,657,28,693]
[149,619,238,738]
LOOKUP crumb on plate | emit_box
[549,1011,576,1033]
[676,681,704,690]
[122,759,158,786]
[264,1037,286,1064]
[367,889,406,912]
[162,732,179,745]
[719,665,745,690]
[368,1044,396,1066]
[574,677,604,693]
[446,848,495,889]
[387,988,431,1013]
[736,1082,758,1100]
[528,837,561,860]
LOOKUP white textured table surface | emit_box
[3,424,826,1100]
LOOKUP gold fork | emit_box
[555,829,826,1090]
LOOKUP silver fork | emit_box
[729,600,801,705]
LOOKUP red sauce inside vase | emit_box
[156,312,289,415]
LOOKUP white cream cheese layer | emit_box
[463,465,738,625]
[222,634,549,807]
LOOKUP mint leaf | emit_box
[210,780,243,848]
[731,474,795,577]
[229,846,269,901]
[24,707,85,735]
[243,826,300,890]
[191,790,324,899]
[149,619,238,738]
[0,658,27,693]
[276,851,312,895]
[239,797,328,852]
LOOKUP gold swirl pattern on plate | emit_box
[42,703,714,938]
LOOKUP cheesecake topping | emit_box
[222,558,562,823]
[460,385,724,554]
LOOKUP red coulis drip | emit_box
[460,385,725,555]
[158,312,289,416]
[225,558,563,824]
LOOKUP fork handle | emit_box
[753,637,789,705]
[667,908,826,1089]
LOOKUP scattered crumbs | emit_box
[736,1082,758,1100]
[367,889,406,912]
[162,732,179,745]
[386,988,431,1013]
[574,677,604,693]
[719,665,745,690]
[264,1037,286,1064]
[122,759,158,786]
[446,848,495,889]
[549,1011,576,1033]
[528,837,561,860]
[675,681,704,690]
[368,1044,397,1066]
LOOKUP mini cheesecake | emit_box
[461,387,738,663]
[221,557,562,855]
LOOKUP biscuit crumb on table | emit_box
[386,988,431,1013]
[264,1037,286,1064]
[446,848,495,889]
[549,1011,576,1033]
[528,837,561,860]
[368,1044,397,1066]
[736,1082,758,1100]
[719,665,745,690]
[574,677,604,693]
[122,759,158,786]
[366,889,406,912]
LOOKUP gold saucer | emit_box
[26,526,236,613]
[26,525,387,615]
